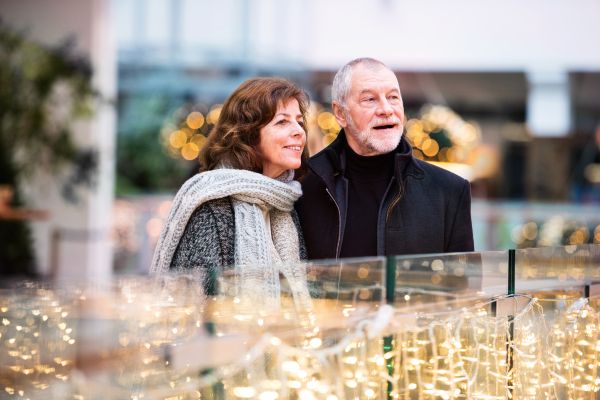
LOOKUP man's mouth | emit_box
[372,124,397,130]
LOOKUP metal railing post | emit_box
[384,255,397,400]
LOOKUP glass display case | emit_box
[2,244,600,400]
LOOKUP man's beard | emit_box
[345,113,403,155]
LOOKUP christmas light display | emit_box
[2,245,600,399]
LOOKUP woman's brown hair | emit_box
[199,77,310,180]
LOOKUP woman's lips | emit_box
[284,146,302,152]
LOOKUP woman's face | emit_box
[258,99,306,179]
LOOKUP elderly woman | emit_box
[150,78,311,312]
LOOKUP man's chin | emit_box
[347,125,401,155]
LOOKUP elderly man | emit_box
[295,58,474,259]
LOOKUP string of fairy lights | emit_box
[158,101,480,167]
[3,272,600,400]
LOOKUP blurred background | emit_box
[1,0,600,278]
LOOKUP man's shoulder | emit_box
[413,158,469,188]
[298,170,328,200]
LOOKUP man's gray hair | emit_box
[332,57,394,108]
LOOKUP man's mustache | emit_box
[368,116,403,129]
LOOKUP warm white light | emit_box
[270,337,281,346]
[233,387,255,398]
[282,361,300,372]
[259,391,278,400]
[299,390,314,400]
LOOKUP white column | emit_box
[0,0,117,279]
[526,70,571,137]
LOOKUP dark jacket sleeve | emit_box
[445,179,475,253]
[170,202,228,271]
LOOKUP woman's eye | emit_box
[277,119,287,125]
[297,120,304,128]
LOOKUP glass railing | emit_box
[515,243,600,293]
[392,250,508,314]
[3,244,600,399]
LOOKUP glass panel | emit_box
[390,295,513,400]
[0,275,207,399]
[9,246,600,399]
[515,243,600,293]
[211,257,386,336]
[305,256,386,312]
[393,250,509,311]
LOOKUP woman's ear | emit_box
[332,102,348,128]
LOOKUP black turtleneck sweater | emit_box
[339,143,395,258]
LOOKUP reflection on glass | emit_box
[212,258,386,337]
[5,246,600,398]
[515,244,600,292]
[394,251,508,311]
[0,283,80,399]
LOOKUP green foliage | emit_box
[0,20,96,276]
[0,20,95,180]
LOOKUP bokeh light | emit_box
[146,218,163,237]
[158,103,215,160]
[169,130,187,148]
[181,142,200,161]
[403,104,492,181]
[186,112,205,129]
[207,105,223,125]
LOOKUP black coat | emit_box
[295,130,474,260]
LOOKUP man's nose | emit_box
[377,97,394,117]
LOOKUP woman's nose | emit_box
[292,122,304,136]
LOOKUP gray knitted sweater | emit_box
[169,197,307,272]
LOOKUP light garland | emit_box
[3,276,600,400]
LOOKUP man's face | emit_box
[333,65,404,156]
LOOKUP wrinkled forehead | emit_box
[350,64,400,96]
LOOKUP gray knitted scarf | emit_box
[150,168,313,314]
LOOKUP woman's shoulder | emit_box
[188,197,234,224]
[170,197,235,271]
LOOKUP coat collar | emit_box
[307,129,425,189]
